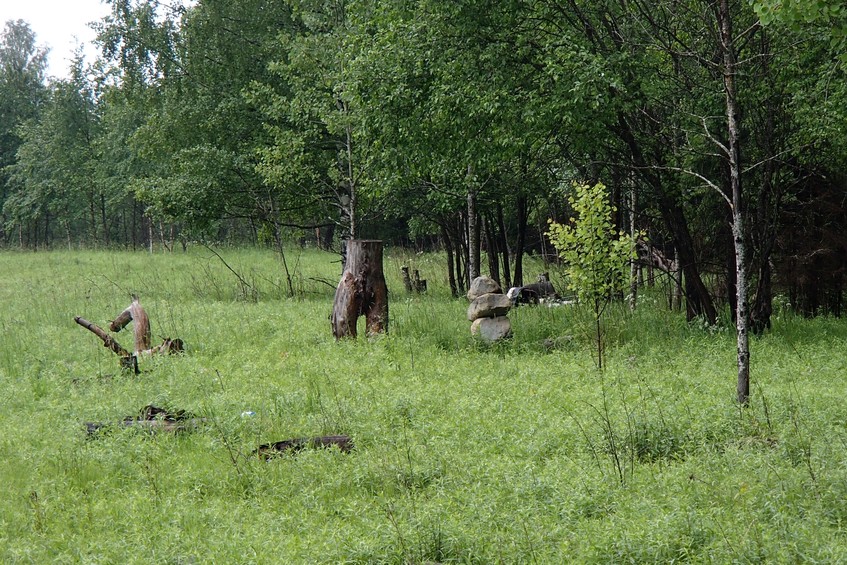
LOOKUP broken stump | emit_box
[331,240,388,339]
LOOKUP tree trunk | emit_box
[456,213,469,293]
[614,114,717,324]
[496,203,512,289]
[513,192,529,287]
[331,240,389,339]
[749,33,779,335]
[629,180,638,310]
[467,169,480,282]
[484,213,501,286]
[717,0,750,405]
[441,223,458,297]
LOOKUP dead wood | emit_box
[85,404,205,436]
[413,269,427,293]
[401,266,413,292]
[109,297,151,354]
[76,297,184,367]
[142,338,184,355]
[254,435,354,459]
[402,266,427,293]
[74,316,131,357]
[331,240,388,338]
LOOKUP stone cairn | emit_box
[466,275,513,342]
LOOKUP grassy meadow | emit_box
[2,246,847,563]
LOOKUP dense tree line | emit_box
[1,0,845,327]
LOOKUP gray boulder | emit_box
[467,276,502,300]
[471,316,512,342]
[467,292,513,321]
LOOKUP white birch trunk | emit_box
[718,0,750,404]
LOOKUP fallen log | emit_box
[254,435,354,459]
[144,338,184,355]
[85,404,205,436]
[85,418,208,435]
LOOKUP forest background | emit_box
[1,0,845,327]
[0,0,847,330]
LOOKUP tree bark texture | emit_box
[717,0,750,405]
[629,180,638,310]
[513,193,529,287]
[109,297,151,354]
[484,213,501,287]
[331,240,389,339]
[496,204,512,289]
[441,223,458,297]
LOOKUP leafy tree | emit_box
[253,0,366,252]
[547,182,636,369]
[0,19,48,244]
[4,55,100,247]
[751,0,847,61]
[348,0,557,289]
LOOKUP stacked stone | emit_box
[466,276,513,342]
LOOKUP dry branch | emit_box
[74,316,131,357]
[75,297,184,369]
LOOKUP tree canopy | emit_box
[2,0,845,321]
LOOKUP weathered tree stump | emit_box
[109,296,151,354]
[331,240,389,338]
[401,266,413,293]
[413,269,427,293]
[401,266,427,294]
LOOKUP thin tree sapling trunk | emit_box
[717,0,750,404]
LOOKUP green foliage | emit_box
[0,19,49,228]
[546,182,636,308]
[751,0,847,61]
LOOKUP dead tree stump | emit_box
[75,296,184,371]
[109,296,151,355]
[331,240,389,339]
[402,266,427,294]
[413,269,427,293]
[401,266,413,293]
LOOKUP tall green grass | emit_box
[1,247,846,563]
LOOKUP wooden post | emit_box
[413,269,427,293]
[401,265,413,293]
[331,240,388,339]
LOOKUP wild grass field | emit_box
[1,247,847,563]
